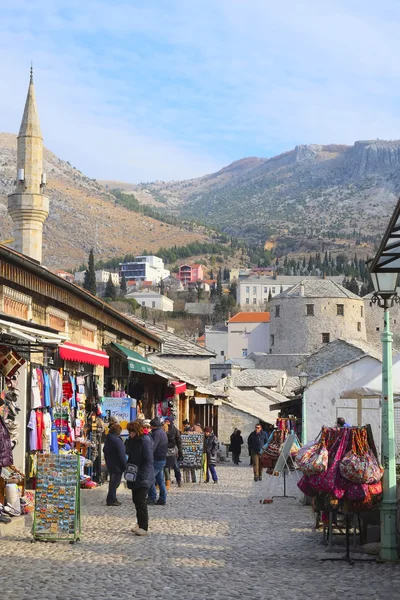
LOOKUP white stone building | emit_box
[227,312,270,358]
[236,275,345,308]
[126,291,174,312]
[74,270,120,286]
[204,326,228,361]
[363,293,400,347]
[269,280,366,355]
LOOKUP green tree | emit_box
[268,290,273,302]
[120,273,127,296]
[160,278,165,296]
[83,248,97,296]
[216,268,223,299]
[105,273,117,300]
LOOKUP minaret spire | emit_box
[7,68,49,263]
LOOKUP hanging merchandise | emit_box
[296,425,383,513]
[0,346,25,378]
[339,428,384,484]
[0,415,13,468]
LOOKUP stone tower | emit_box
[8,68,49,263]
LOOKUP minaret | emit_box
[8,67,49,263]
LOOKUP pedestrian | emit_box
[103,422,126,506]
[247,423,268,481]
[125,420,154,536]
[164,416,183,488]
[147,417,168,506]
[193,422,203,433]
[230,428,244,465]
[337,417,351,428]
[204,426,218,483]
[182,418,192,432]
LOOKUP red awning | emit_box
[171,381,187,394]
[59,342,109,367]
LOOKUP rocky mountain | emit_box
[120,140,400,243]
[0,134,207,270]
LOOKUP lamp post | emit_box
[299,371,309,445]
[370,270,399,562]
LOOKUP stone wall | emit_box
[251,353,308,375]
[270,295,366,355]
[364,296,400,348]
[218,402,259,446]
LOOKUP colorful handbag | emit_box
[297,474,317,497]
[340,429,383,484]
[308,428,349,493]
[297,431,328,475]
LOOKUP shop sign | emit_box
[102,397,131,433]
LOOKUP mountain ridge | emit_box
[109,140,400,244]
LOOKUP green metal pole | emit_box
[302,389,306,445]
[380,306,398,561]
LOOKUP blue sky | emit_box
[1,0,400,181]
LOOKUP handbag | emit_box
[309,428,349,493]
[340,429,383,484]
[297,429,328,476]
[167,447,176,458]
[124,463,138,483]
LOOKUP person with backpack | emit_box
[103,422,127,506]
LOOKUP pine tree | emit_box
[120,273,127,295]
[268,290,272,302]
[159,278,165,296]
[105,273,116,300]
[83,249,97,296]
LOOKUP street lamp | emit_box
[369,269,399,562]
[299,371,309,445]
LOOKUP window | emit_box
[376,327,380,332]
[271,334,275,346]
[246,286,250,293]
[361,306,364,317]
[272,287,276,293]
[253,298,257,304]
[152,301,156,308]
[242,349,248,357]
[306,304,314,316]
[246,298,250,304]
[142,302,146,306]
[337,304,344,316]
[253,287,257,294]
[275,305,280,317]
[221,350,225,356]
[322,333,330,344]
[213,374,217,382]
[357,322,361,332]
[264,287,268,293]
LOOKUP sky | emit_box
[1,1,400,182]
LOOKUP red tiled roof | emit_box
[228,312,270,323]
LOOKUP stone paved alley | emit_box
[2,464,400,600]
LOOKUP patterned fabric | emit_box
[339,429,383,484]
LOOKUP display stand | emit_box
[321,513,375,565]
[264,434,300,500]
[32,453,81,543]
[180,433,204,484]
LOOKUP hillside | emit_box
[118,141,400,244]
[0,133,207,269]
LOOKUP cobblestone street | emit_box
[2,464,400,600]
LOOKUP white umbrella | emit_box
[340,353,400,399]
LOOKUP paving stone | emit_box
[1,464,399,599]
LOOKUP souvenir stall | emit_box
[26,342,110,489]
[105,343,164,419]
[261,417,300,474]
[296,424,383,559]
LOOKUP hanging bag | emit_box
[297,429,328,476]
[308,428,349,493]
[124,463,138,483]
[339,428,383,484]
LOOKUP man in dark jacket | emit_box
[148,417,169,505]
[164,416,183,487]
[103,423,127,506]
[247,424,268,481]
[204,426,219,483]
